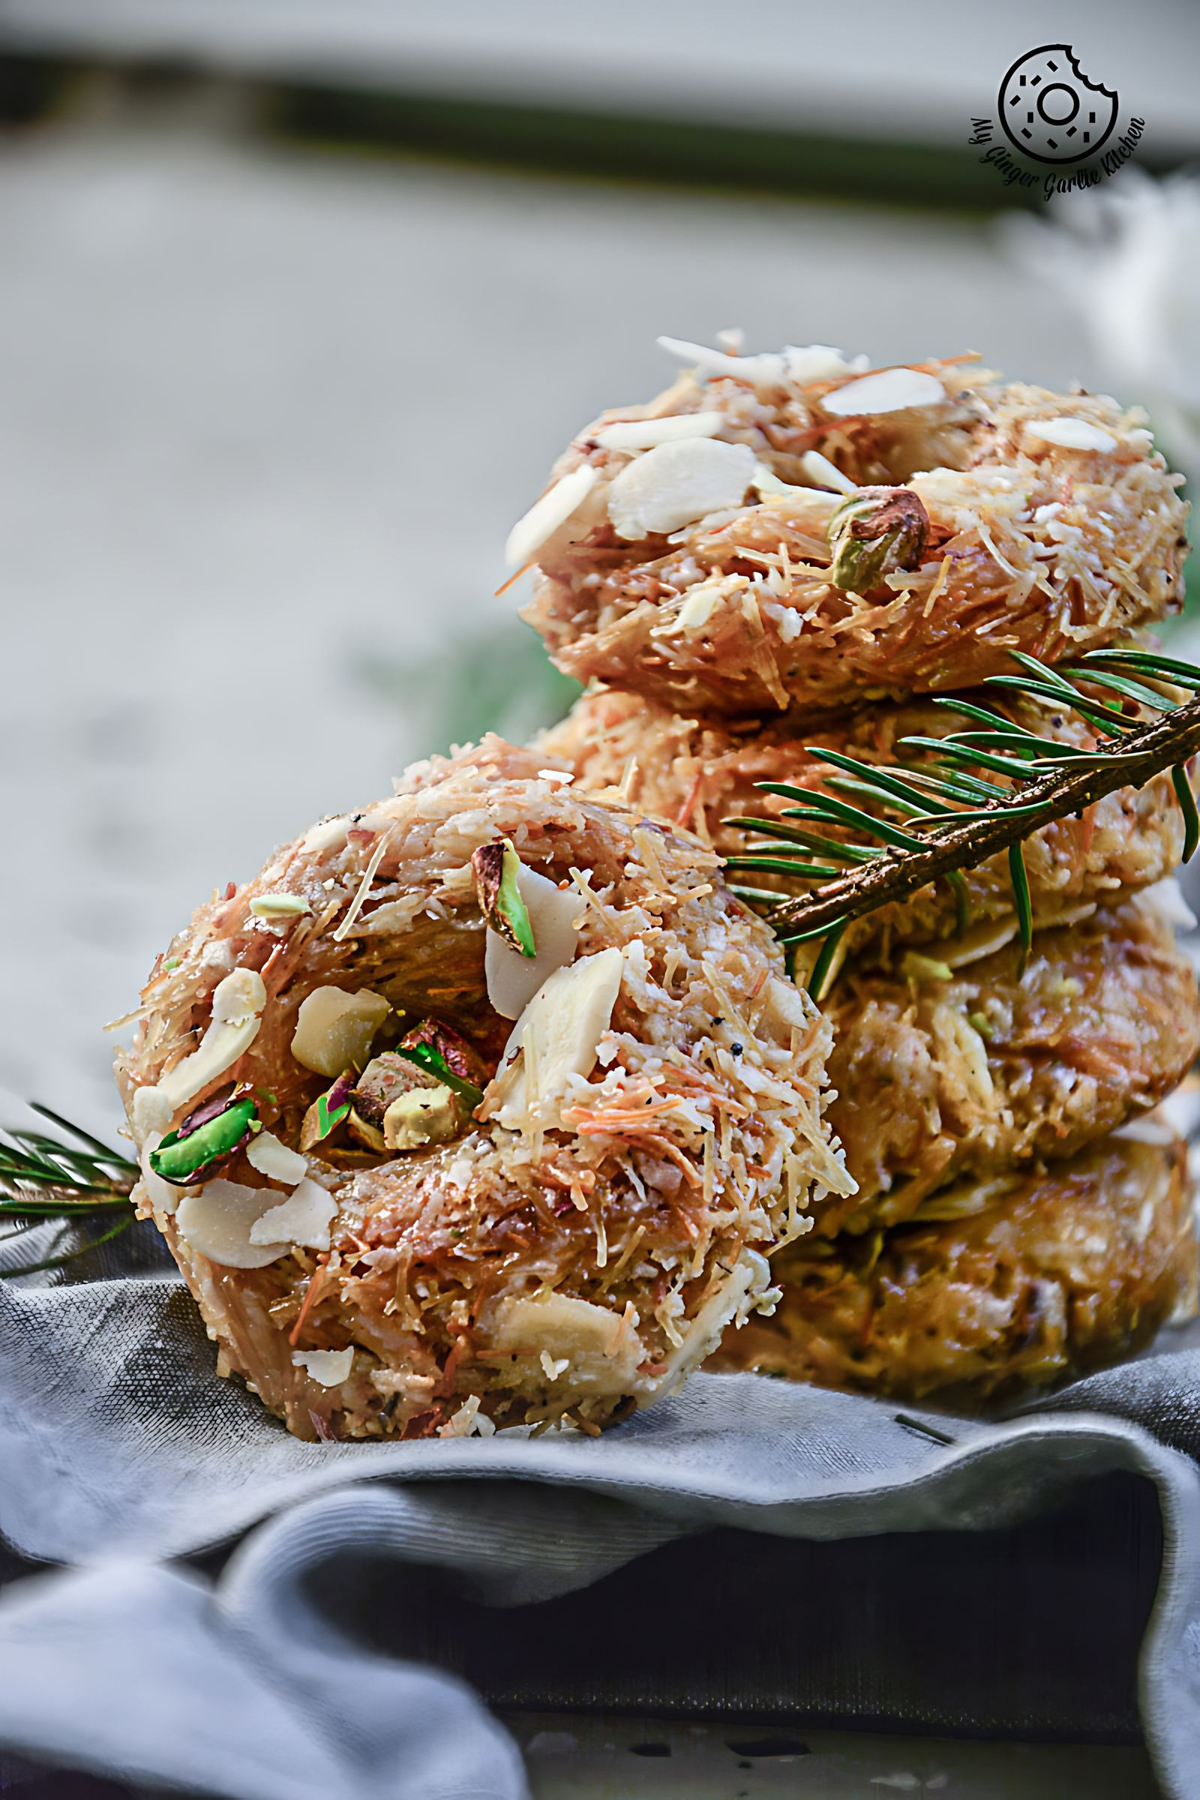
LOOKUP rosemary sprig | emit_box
[726,648,1200,994]
[0,1106,138,1277]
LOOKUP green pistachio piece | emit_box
[396,1041,484,1113]
[299,1071,355,1151]
[150,1096,258,1181]
[472,838,536,958]
[249,893,311,920]
[827,486,930,594]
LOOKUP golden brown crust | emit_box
[524,362,1188,717]
[821,895,1200,1233]
[540,686,1185,958]
[116,738,848,1441]
[709,1133,1199,1402]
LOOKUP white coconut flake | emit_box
[132,1084,174,1141]
[138,1134,183,1217]
[438,1394,497,1437]
[505,463,597,568]
[293,1348,354,1388]
[593,410,724,451]
[822,367,947,416]
[246,1131,309,1186]
[800,449,857,494]
[675,586,722,632]
[608,438,757,539]
[248,1176,337,1250]
[1024,417,1118,453]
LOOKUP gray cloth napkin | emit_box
[3,1240,1200,1800]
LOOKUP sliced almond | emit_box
[301,815,350,855]
[822,367,947,417]
[247,1177,337,1250]
[485,864,581,1020]
[505,463,598,568]
[156,969,267,1112]
[937,917,1019,969]
[800,448,857,494]
[593,410,724,451]
[782,344,860,382]
[492,946,624,1131]
[175,1179,291,1269]
[656,336,857,389]
[290,986,390,1078]
[245,1131,309,1185]
[607,438,758,540]
[487,1291,647,1392]
[1023,417,1118,454]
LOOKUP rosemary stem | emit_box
[767,690,1200,936]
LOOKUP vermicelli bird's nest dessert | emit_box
[514,342,1188,716]
[711,1131,1198,1401]
[117,740,848,1440]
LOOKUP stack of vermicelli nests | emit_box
[527,334,1200,1403]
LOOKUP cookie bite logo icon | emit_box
[969,44,1144,199]
[998,45,1117,164]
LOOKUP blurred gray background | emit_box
[0,2,1196,1129]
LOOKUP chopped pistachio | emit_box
[900,950,954,984]
[396,1040,483,1113]
[350,1052,439,1125]
[383,1084,460,1151]
[472,839,537,958]
[346,1108,387,1154]
[249,893,312,920]
[163,957,180,972]
[150,1093,258,1183]
[298,1070,355,1151]
[827,486,930,593]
